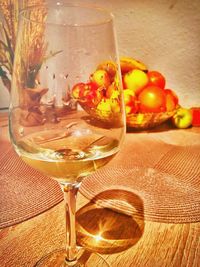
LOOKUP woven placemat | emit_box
[0,143,63,228]
[80,133,200,223]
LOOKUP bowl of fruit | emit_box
[71,57,179,129]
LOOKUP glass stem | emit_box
[62,183,80,264]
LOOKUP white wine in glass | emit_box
[9,3,126,266]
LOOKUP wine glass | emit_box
[9,3,126,266]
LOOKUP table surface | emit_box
[0,112,200,267]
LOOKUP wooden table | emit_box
[0,112,200,267]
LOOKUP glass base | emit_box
[35,248,110,267]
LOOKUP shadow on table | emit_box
[76,189,144,255]
[127,120,175,133]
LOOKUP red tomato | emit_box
[147,71,166,89]
[123,90,139,114]
[165,89,179,111]
[191,107,200,126]
[71,83,85,99]
[83,82,99,94]
[82,82,102,107]
[72,81,102,108]
[138,86,166,113]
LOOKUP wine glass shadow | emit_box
[76,189,144,257]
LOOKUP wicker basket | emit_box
[126,110,175,129]
[80,100,175,129]
[81,104,120,120]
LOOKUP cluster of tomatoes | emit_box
[121,59,179,115]
[71,61,121,115]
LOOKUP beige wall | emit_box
[1,0,199,108]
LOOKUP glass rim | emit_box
[20,2,114,27]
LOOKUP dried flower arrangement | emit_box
[0,1,47,125]
[0,1,67,125]
[0,0,46,93]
